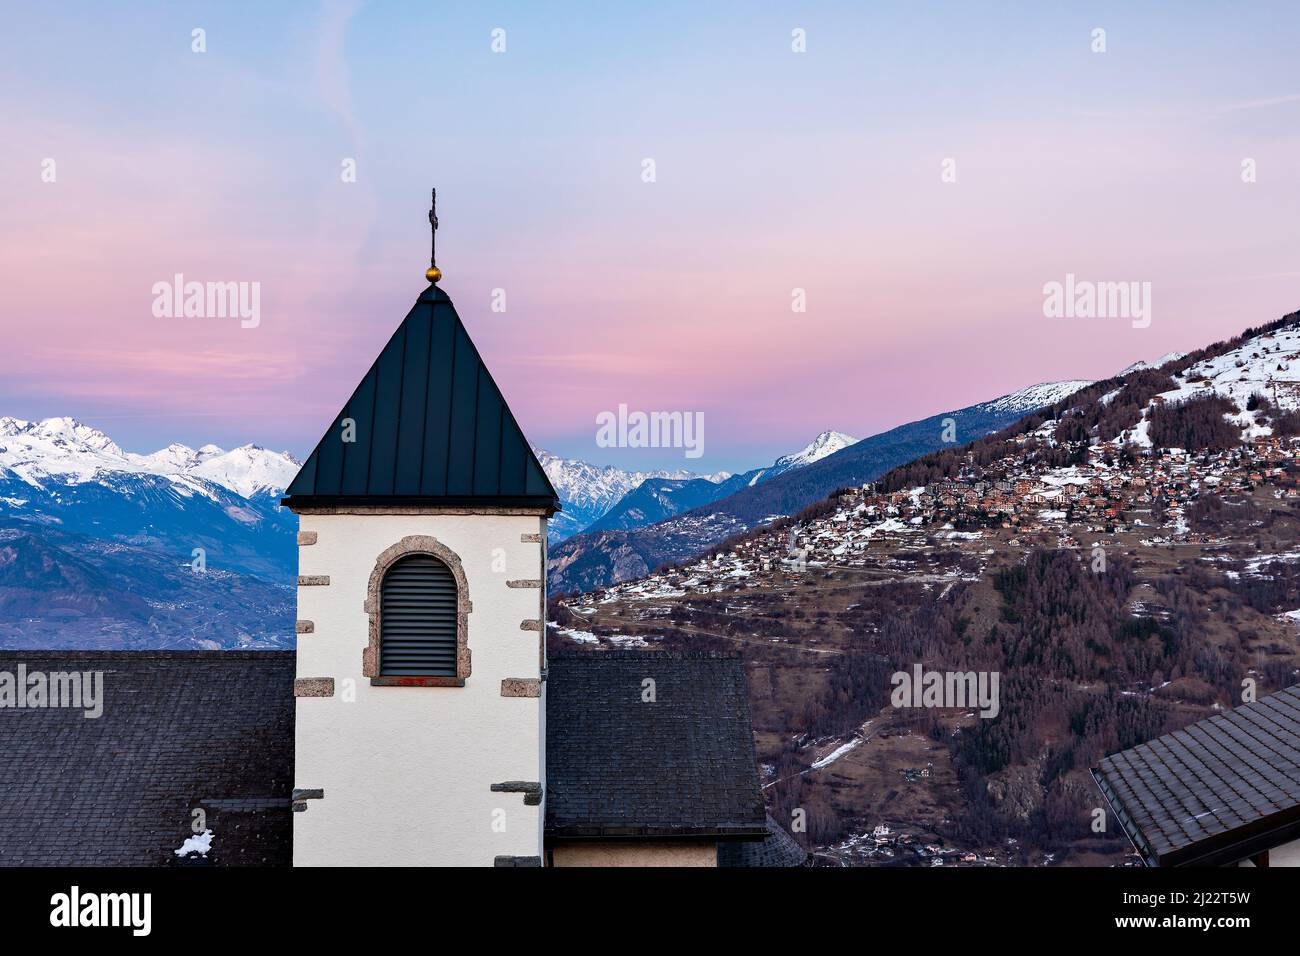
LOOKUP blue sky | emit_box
[2,1,1299,471]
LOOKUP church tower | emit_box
[283,191,559,866]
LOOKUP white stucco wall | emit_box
[1272,836,1300,866]
[293,512,546,866]
[1240,835,1300,866]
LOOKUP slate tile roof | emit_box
[282,284,559,512]
[1092,683,1300,866]
[0,651,294,866]
[545,651,768,839]
[717,813,808,867]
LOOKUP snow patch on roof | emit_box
[174,829,214,857]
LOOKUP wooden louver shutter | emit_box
[380,554,458,676]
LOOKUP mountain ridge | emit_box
[548,379,1095,594]
[0,416,301,648]
[583,429,861,535]
[0,416,300,499]
[534,448,730,541]
[536,429,857,541]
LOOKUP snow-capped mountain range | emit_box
[548,379,1102,593]
[547,318,1300,596]
[537,430,858,541]
[581,430,862,536]
[3,415,855,550]
[0,416,301,595]
[0,416,299,499]
[0,416,302,650]
[12,318,1296,647]
[534,448,731,540]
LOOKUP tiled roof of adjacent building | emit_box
[1092,683,1300,867]
[282,284,559,512]
[545,651,768,840]
[717,813,808,867]
[0,652,294,866]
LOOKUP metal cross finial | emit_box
[426,188,442,284]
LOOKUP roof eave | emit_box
[1090,768,1159,867]
[544,823,770,841]
[282,494,560,515]
[1092,765,1300,868]
[1160,801,1300,868]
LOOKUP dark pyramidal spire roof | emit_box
[283,282,559,511]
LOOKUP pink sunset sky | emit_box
[3,2,1299,472]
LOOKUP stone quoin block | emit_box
[297,575,330,587]
[500,678,541,698]
[297,531,318,546]
[296,620,315,634]
[490,781,544,806]
[294,678,335,698]
[506,579,541,589]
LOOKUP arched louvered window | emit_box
[379,554,459,676]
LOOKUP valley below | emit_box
[551,501,1300,866]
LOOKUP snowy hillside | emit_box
[978,380,1093,416]
[1154,325,1300,412]
[1104,320,1300,449]
[1119,352,1186,376]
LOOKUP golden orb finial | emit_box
[425,266,442,284]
